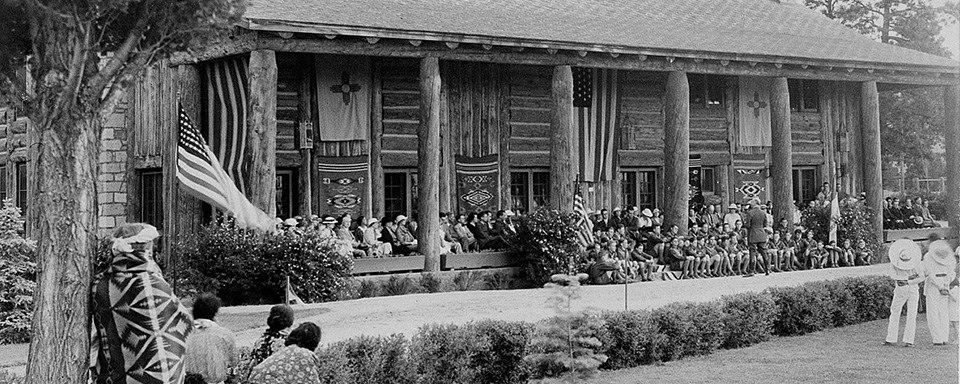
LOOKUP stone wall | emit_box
[97,100,130,233]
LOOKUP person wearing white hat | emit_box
[950,241,960,343]
[723,203,742,229]
[922,240,956,345]
[885,239,926,347]
[317,216,337,239]
[361,218,393,257]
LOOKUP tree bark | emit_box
[944,85,960,229]
[246,50,278,216]
[663,71,690,234]
[418,57,442,272]
[770,77,794,233]
[550,65,575,211]
[25,115,100,383]
[371,59,385,220]
[861,81,884,240]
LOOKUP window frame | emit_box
[788,79,820,112]
[275,168,300,219]
[0,164,7,203]
[620,168,658,210]
[384,168,417,220]
[701,166,716,194]
[792,167,820,207]
[138,169,164,229]
[688,74,726,108]
[15,162,27,216]
[510,169,550,213]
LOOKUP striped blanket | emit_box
[317,156,369,217]
[456,155,500,213]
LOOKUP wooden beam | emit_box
[371,58,385,219]
[439,62,451,213]
[418,57,442,272]
[663,71,690,234]
[253,36,959,86]
[861,81,883,240]
[945,85,960,229]
[297,55,315,217]
[769,77,794,233]
[498,64,512,210]
[247,50,278,216]
[550,66,576,211]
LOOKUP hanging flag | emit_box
[829,192,840,243]
[201,57,249,192]
[738,76,772,147]
[573,67,619,183]
[456,154,501,213]
[176,104,276,232]
[286,276,305,306]
[573,185,595,248]
[315,55,371,141]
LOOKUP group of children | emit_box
[585,223,875,284]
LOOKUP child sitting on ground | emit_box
[781,231,798,271]
[840,238,855,267]
[824,240,843,268]
[808,241,828,269]
[703,235,723,277]
[586,251,626,285]
[665,237,693,280]
[855,239,873,266]
[766,232,783,273]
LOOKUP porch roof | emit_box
[243,0,960,73]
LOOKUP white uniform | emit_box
[885,264,925,344]
[923,255,957,344]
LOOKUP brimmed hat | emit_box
[283,218,298,227]
[889,239,921,270]
[322,216,337,225]
[396,215,408,222]
[368,218,380,225]
[504,210,516,217]
[927,240,956,266]
[728,203,738,209]
[641,208,653,218]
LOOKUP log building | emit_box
[3,0,958,271]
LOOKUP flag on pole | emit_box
[573,67,619,182]
[201,58,249,192]
[286,276,305,305]
[176,104,276,232]
[573,184,595,248]
[828,192,840,243]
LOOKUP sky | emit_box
[934,0,960,60]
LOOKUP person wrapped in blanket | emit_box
[91,223,193,384]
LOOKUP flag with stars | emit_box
[176,103,276,232]
[738,76,772,147]
[573,67,619,182]
[316,54,371,141]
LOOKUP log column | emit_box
[663,71,690,234]
[418,57,442,272]
[770,77,794,233]
[371,59,385,219]
[944,85,960,229]
[550,65,576,211]
[246,50,278,216]
[861,81,883,239]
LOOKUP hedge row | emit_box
[310,275,895,384]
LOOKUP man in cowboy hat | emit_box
[741,198,770,276]
[723,203,742,229]
[923,240,956,346]
[885,239,926,347]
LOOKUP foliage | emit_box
[483,271,513,290]
[0,371,23,384]
[511,210,590,286]
[359,280,381,298]
[650,302,724,360]
[767,284,836,336]
[800,199,879,256]
[380,276,420,297]
[175,222,354,305]
[719,292,777,349]
[0,200,35,344]
[840,275,896,321]
[410,324,475,384]
[598,310,664,369]
[418,273,442,293]
[328,334,417,384]
[525,274,607,383]
[467,320,535,384]
[451,271,485,291]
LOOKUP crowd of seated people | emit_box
[276,209,518,259]
[883,196,940,229]
[582,202,875,284]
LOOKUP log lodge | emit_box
[2,0,959,272]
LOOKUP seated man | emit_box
[388,215,418,255]
[335,214,368,258]
[472,211,507,250]
[586,251,625,285]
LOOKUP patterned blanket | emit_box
[317,155,369,218]
[456,154,500,213]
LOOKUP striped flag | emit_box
[176,104,276,232]
[201,57,248,191]
[574,67,619,183]
[828,191,840,243]
[573,185,595,248]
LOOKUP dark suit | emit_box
[742,207,769,274]
[594,218,612,232]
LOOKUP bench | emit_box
[441,251,518,270]
[883,227,956,242]
[352,255,426,275]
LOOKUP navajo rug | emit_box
[456,154,500,213]
[317,156,369,217]
[733,156,768,203]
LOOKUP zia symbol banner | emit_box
[317,155,369,217]
[456,154,500,213]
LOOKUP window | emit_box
[792,167,819,207]
[15,163,27,216]
[689,74,725,107]
[0,165,7,202]
[384,169,417,220]
[788,79,819,112]
[701,167,716,194]
[510,170,550,213]
[276,169,299,219]
[620,169,657,210]
[139,170,163,229]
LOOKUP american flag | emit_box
[201,58,248,192]
[574,67,619,183]
[573,184,595,248]
[176,104,275,232]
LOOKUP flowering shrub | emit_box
[511,210,590,286]
[175,222,354,305]
[0,200,36,344]
[800,198,879,256]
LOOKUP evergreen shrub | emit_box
[719,292,777,349]
[599,309,664,369]
[0,200,35,345]
[511,210,590,285]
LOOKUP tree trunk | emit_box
[769,77,794,233]
[663,71,690,234]
[25,115,100,384]
[550,65,575,211]
[861,81,884,241]
[418,57,442,272]
[944,85,960,229]
[246,50,278,216]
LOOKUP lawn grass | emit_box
[586,317,958,384]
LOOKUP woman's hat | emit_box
[912,216,924,225]
[283,218,298,227]
[322,216,337,225]
[927,240,956,266]
[889,238,922,270]
[368,218,380,225]
[641,209,653,218]
[728,203,738,209]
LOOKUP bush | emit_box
[719,292,777,349]
[799,199,879,256]
[330,334,416,384]
[359,280,380,298]
[175,222,354,305]
[651,302,723,360]
[767,284,835,336]
[511,210,590,286]
[822,280,860,327]
[419,273,441,293]
[451,271,485,291]
[842,275,895,322]
[467,320,534,384]
[0,371,23,384]
[316,347,356,384]
[599,310,664,369]
[0,200,35,345]
[380,276,420,297]
[483,271,512,290]
[410,324,475,384]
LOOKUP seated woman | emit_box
[235,304,295,381]
[335,214,367,258]
[248,323,323,384]
[362,218,393,257]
